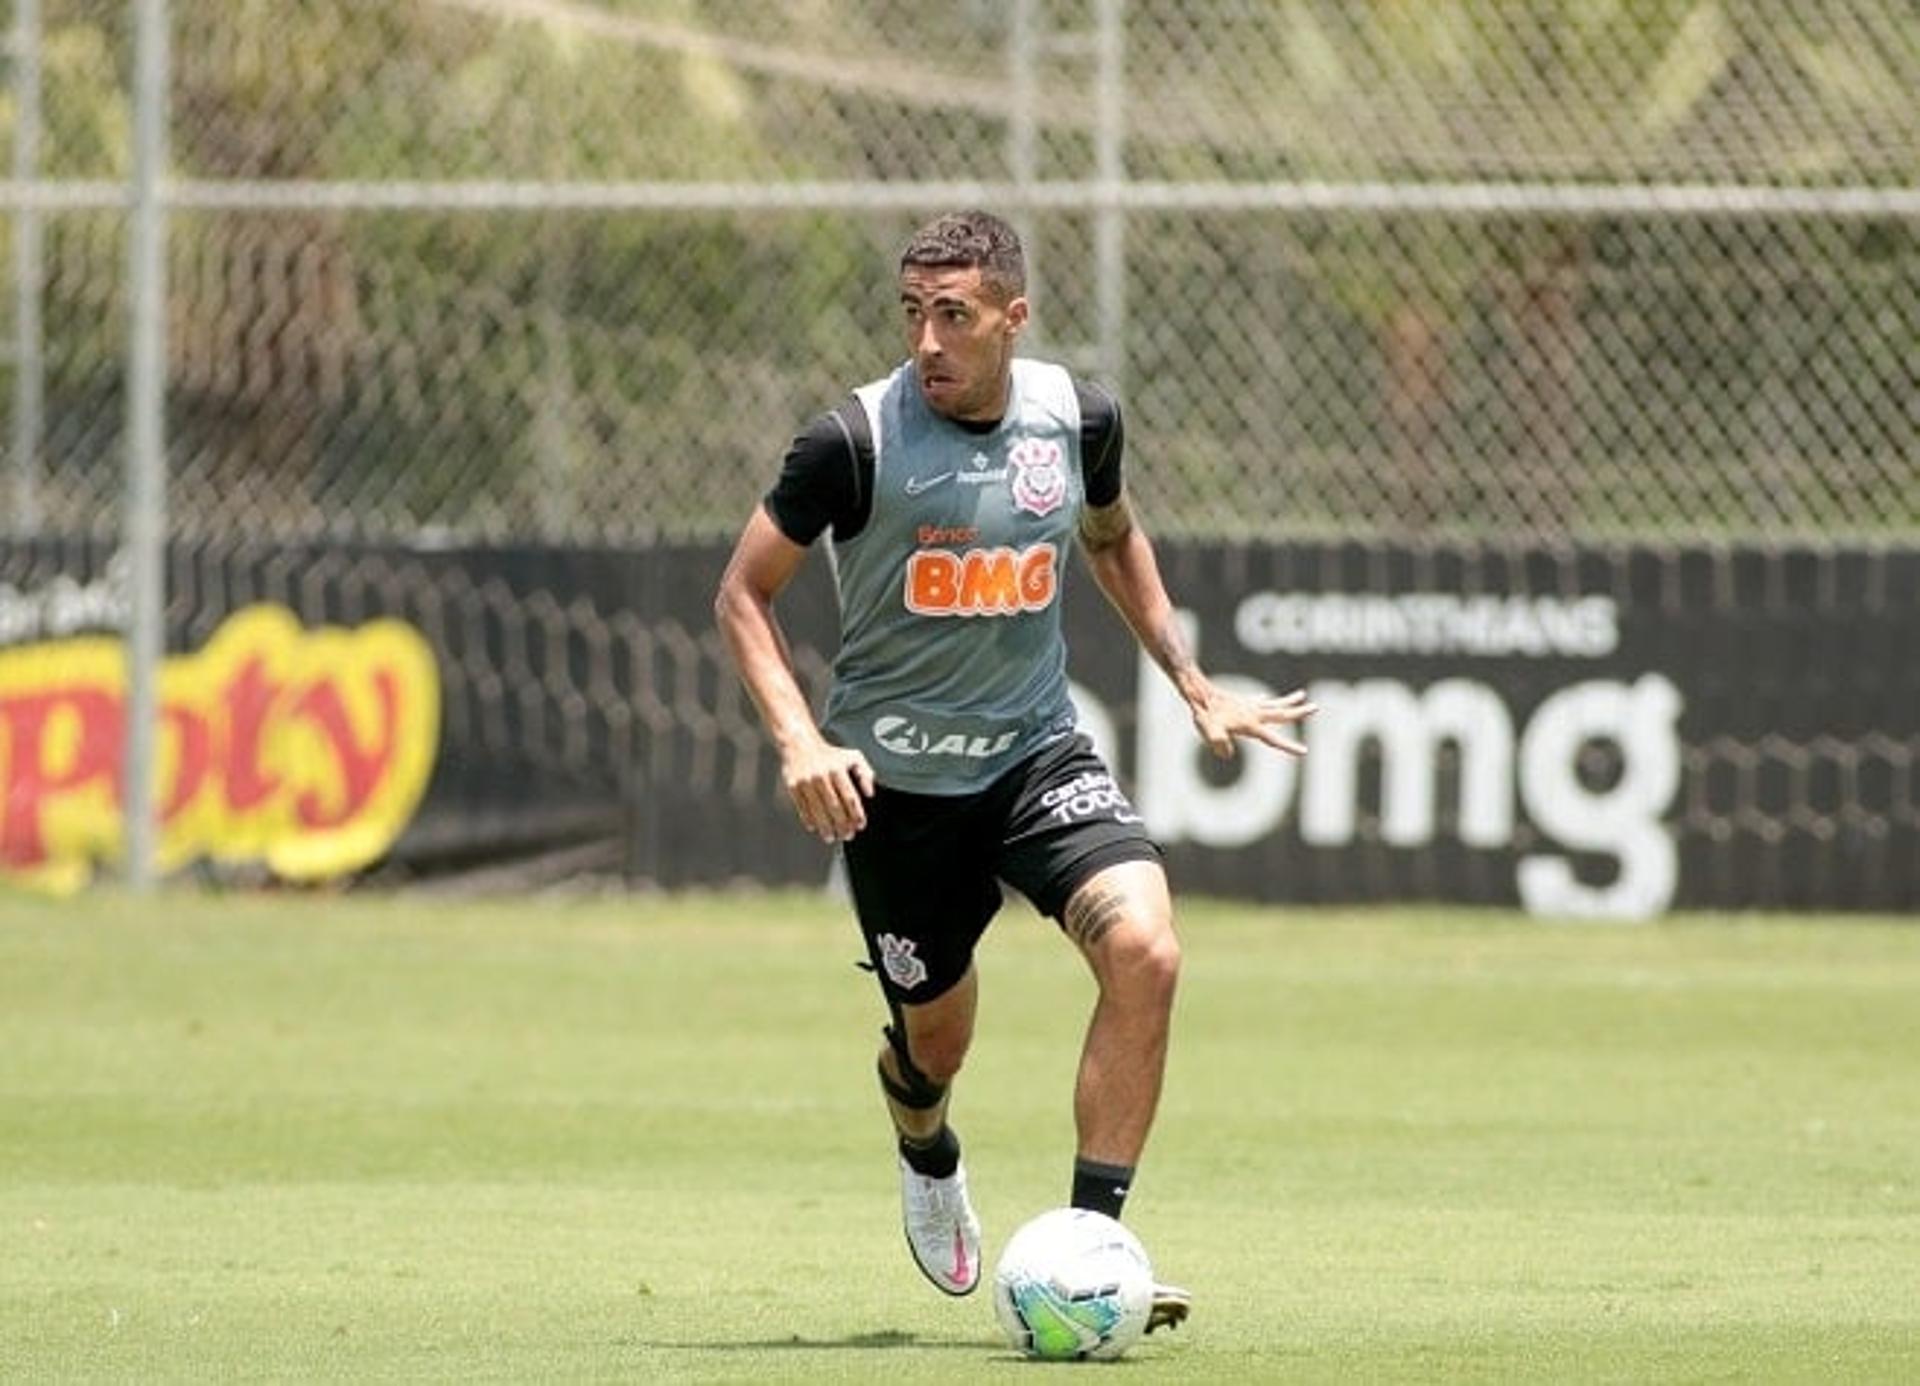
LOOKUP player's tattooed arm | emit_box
[1077,494,1134,553]
[1078,484,1316,760]
[1079,489,1199,686]
[1063,882,1128,950]
[1144,610,1202,686]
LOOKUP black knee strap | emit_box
[877,1023,947,1111]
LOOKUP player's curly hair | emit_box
[899,210,1027,302]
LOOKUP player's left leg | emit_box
[991,736,1175,1215]
[1060,859,1191,1334]
[992,733,1190,1329]
[1060,859,1180,1195]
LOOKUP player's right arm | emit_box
[714,510,874,843]
[714,405,877,843]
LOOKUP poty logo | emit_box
[904,543,1057,617]
[0,603,439,895]
[1008,438,1067,517]
[873,715,1019,761]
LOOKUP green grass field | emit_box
[2,889,1917,1382]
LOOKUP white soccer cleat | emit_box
[1146,1281,1192,1334]
[898,1157,983,1296]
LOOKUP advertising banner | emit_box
[0,543,439,892]
[1,537,1912,916]
[1085,544,1917,917]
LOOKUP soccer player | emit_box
[714,210,1314,1328]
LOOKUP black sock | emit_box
[898,1124,961,1180]
[1071,1157,1134,1220]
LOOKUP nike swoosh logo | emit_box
[904,471,955,496]
[950,1227,972,1286]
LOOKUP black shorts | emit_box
[842,733,1162,1006]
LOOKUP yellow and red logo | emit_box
[0,603,439,893]
[904,542,1058,617]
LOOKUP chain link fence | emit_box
[5,0,1917,546]
[1,2,1915,905]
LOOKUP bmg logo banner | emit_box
[1069,602,1687,922]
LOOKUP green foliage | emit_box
[5,3,1916,539]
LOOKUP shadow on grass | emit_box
[640,1328,1005,1354]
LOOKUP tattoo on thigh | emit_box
[1064,886,1127,949]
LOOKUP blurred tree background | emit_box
[3,0,1916,542]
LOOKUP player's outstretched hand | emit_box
[782,739,877,843]
[1190,683,1317,760]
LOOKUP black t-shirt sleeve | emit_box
[763,398,874,545]
[1075,379,1125,508]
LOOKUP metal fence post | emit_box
[1093,0,1125,391]
[122,0,171,890]
[9,0,42,532]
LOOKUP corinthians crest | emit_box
[1007,437,1068,517]
[876,933,928,990]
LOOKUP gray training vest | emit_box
[822,357,1085,795]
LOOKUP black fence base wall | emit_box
[1,537,1913,916]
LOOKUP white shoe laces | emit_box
[906,1170,964,1218]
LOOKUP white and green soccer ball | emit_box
[991,1207,1155,1361]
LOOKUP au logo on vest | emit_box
[873,715,1019,761]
